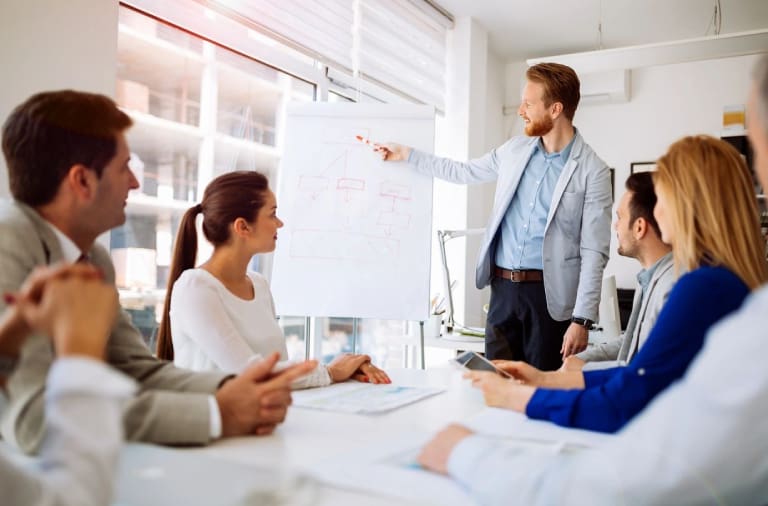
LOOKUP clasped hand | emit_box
[2,263,115,359]
[326,353,391,384]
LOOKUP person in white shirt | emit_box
[155,171,391,387]
[416,55,768,505]
[1,263,135,506]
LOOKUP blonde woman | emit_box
[465,135,768,433]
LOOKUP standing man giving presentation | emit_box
[373,63,611,369]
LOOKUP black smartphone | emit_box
[453,351,512,378]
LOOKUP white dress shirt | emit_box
[447,285,768,505]
[171,269,331,387]
[1,357,136,506]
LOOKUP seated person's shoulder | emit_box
[175,268,217,291]
[677,265,748,294]
[246,271,269,288]
[655,258,676,288]
[0,199,35,233]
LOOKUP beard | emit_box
[617,236,638,259]
[524,115,554,137]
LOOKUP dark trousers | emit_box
[484,277,570,371]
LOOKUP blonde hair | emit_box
[654,135,768,290]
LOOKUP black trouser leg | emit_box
[485,278,570,371]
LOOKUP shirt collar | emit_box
[637,252,672,289]
[47,222,86,263]
[536,128,577,162]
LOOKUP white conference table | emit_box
[114,367,489,506]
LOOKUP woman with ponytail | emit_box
[156,171,390,387]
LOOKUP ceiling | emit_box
[433,0,768,61]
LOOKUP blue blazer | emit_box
[526,265,750,433]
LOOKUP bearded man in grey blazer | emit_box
[377,63,612,370]
[0,90,315,454]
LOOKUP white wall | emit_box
[431,17,505,329]
[0,0,119,198]
[504,53,762,288]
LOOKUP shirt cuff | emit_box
[208,395,222,439]
[446,435,498,485]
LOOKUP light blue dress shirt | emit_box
[494,135,575,270]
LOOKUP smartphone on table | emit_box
[453,351,512,378]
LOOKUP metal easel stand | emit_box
[402,320,427,370]
[419,320,425,370]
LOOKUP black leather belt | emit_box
[494,268,544,283]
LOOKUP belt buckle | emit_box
[510,270,522,282]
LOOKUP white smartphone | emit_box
[453,351,512,378]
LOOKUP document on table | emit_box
[308,433,478,506]
[292,382,444,414]
[465,407,615,449]
[311,432,578,506]
[309,414,614,505]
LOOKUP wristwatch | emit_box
[570,316,593,329]
[0,354,18,378]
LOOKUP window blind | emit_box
[207,0,451,109]
[355,0,449,109]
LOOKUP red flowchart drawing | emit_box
[289,229,400,261]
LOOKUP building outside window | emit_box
[113,2,447,369]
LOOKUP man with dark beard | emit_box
[373,63,611,370]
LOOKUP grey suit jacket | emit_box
[409,131,612,320]
[578,253,676,364]
[0,200,228,453]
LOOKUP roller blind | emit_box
[207,0,451,109]
[355,0,449,109]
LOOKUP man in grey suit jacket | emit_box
[376,63,612,370]
[0,90,315,454]
[568,172,675,370]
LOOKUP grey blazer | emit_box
[579,253,676,364]
[409,131,612,320]
[0,200,228,453]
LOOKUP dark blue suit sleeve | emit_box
[526,267,749,433]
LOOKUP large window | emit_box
[112,6,313,350]
[114,3,446,369]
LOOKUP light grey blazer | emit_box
[408,131,612,320]
[0,200,229,454]
[579,253,676,364]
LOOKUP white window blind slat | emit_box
[359,23,445,79]
[208,0,449,109]
[241,0,354,68]
[357,0,447,109]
